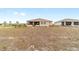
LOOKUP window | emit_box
[41,22,46,24]
[66,22,72,25]
[74,22,79,25]
[44,22,46,24]
[41,22,43,24]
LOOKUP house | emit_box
[54,18,79,26]
[27,18,52,26]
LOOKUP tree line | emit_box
[0,21,27,28]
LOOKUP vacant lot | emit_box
[0,26,79,51]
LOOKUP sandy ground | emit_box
[0,26,79,51]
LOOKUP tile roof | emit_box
[27,18,52,22]
[55,18,79,23]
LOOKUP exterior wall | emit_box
[27,21,52,26]
[54,21,79,26]
[40,21,52,26]
[64,21,76,26]
[62,21,74,26]
[62,21,79,26]
[54,18,79,27]
[54,22,61,25]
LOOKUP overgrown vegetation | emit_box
[0,21,27,28]
[0,26,79,51]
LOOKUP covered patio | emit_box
[27,21,40,26]
[27,18,52,26]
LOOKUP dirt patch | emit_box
[0,26,79,51]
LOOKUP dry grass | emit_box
[0,26,79,51]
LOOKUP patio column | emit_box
[64,21,66,26]
[33,22,34,26]
[71,22,74,26]
[39,21,41,26]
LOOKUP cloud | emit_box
[14,12,26,17]
[20,13,26,16]
[14,12,18,15]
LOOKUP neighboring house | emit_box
[27,18,52,26]
[54,18,79,26]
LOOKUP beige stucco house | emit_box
[54,18,79,26]
[27,18,52,26]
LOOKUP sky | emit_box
[0,8,79,23]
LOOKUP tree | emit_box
[3,21,7,27]
[16,21,19,25]
[9,21,12,26]
[15,21,19,28]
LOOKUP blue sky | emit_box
[0,8,79,23]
